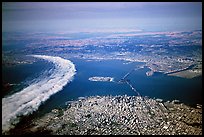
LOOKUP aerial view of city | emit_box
[2,2,202,135]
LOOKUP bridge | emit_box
[116,66,169,128]
[125,80,141,96]
[118,67,141,84]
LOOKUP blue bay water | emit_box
[2,58,202,117]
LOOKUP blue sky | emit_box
[2,2,202,32]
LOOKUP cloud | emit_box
[2,2,202,32]
[3,2,201,21]
[2,55,76,133]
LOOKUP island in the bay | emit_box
[88,77,114,82]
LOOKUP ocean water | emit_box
[2,60,53,97]
[2,57,202,118]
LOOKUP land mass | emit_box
[7,95,202,135]
[3,30,202,79]
[167,69,202,79]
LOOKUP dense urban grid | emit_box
[8,95,202,135]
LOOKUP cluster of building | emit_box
[18,95,202,135]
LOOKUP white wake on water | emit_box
[2,55,76,133]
